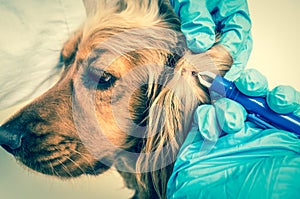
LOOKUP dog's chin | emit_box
[18,160,110,179]
[14,156,112,178]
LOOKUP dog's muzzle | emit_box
[0,126,23,152]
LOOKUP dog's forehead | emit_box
[87,48,116,69]
[83,26,184,55]
[83,48,129,77]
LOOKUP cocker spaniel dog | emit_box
[0,0,232,198]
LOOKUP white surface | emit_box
[247,0,300,91]
[0,0,85,110]
[0,1,299,199]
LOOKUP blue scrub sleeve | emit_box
[167,118,300,198]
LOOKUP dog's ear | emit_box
[61,29,83,66]
[206,44,233,76]
[83,0,97,16]
[158,0,181,31]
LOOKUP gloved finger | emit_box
[170,0,216,53]
[195,99,247,140]
[294,106,300,117]
[224,34,253,81]
[214,98,247,134]
[213,0,252,61]
[234,68,269,97]
[195,105,221,142]
[267,85,300,114]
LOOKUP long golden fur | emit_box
[1,0,232,198]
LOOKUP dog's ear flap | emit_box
[61,29,83,66]
[158,0,181,31]
[83,0,98,16]
[206,44,233,76]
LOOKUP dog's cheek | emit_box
[92,84,149,149]
[128,85,149,127]
[93,91,128,148]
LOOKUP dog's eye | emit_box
[83,68,117,90]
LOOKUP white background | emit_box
[0,1,299,199]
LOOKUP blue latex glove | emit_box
[167,69,300,198]
[170,0,253,81]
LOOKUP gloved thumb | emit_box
[214,98,247,134]
[234,68,269,97]
[267,85,300,114]
[195,98,247,142]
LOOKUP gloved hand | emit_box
[170,0,252,81]
[167,69,300,199]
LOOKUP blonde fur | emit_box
[2,1,232,198]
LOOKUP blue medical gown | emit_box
[167,122,300,198]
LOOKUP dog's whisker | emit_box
[56,158,74,178]
[48,161,60,177]
[55,141,98,170]
[53,145,91,174]
[68,148,96,171]
[50,146,74,177]
[65,156,86,175]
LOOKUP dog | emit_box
[0,0,232,198]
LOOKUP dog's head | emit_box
[0,0,232,198]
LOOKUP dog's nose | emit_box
[0,126,23,150]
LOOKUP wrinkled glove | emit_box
[167,69,300,199]
[170,0,252,81]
